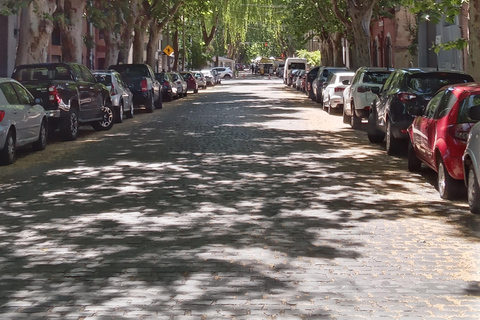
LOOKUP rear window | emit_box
[363,72,391,85]
[458,93,480,123]
[408,73,473,94]
[339,75,352,83]
[94,74,112,85]
[110,65,147,77]
[13,65,73,81]
[289,63,306,70]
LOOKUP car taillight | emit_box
[48,85,61,103]
[141,79,148,92]
[335,87,345,92]
[110,83,115,95]
[163,81,170,87]
[447,123,475,142]
[397,92,417,102]
[0,110,5,122]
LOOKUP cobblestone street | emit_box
[0,74,479,319]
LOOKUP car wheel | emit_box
[184,91,187,97]
[224,74,231,80]
[467,166,480,214]
[125,101,134,119]
[155,94,163,109]
[438,157,460,200]
[367,111,385,143]
[32,119,48,151]
[145,92,154,113]
[350,103,361,129]
[343,107,350,124]
[315,90,321,103]
[386,119,399,155]
[0,129,16,165]
[327,100,333,114]
[92,101,114,131]
[194,88,198,93]
[61,107,79,141]
[407,140,422,172]
[116,102,124,123]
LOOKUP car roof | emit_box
[398,68,470,75]
[0,78,18,84]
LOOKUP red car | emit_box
[407,83,480,200]
[180,72,199,94]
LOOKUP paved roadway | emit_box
[0,73,479,319]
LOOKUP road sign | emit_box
[163,45,174,56]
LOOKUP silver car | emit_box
[93,70,134,123]
[169,72,188,98]
[193,71,207,89]
[463,105,480,214]
[0,78,48,165]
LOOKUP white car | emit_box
[0,78,48,165]
[193,71,207,89]
[322,71,355,114]
[201,69,215,86]
[211,67,233,79]
[343,67,393,128]
[170,72,188,97]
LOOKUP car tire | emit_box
[145,92,154,113]
[467,166,480,214]
[327,100,333,114]
[0,129,16,165]
[386,119,400,155]
[224,74,231,80]
[367,111,385,143]
[350,103,361,129]
[407,140,422,172]
[32,119,48,151]
[155,94,163,109]
[92,101,114,131]
[125,102,134,119]
[194,88,198,94]
[184,91,187,97]
[315,89,321,103]
[61,107,79,141]
[438,157,460,200]
[343,108,350,124]
[116,102,124,123]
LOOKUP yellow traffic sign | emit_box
[163,45,174,56]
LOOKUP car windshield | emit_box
[110,65,147,77]
[289,63,305,70]
[408,73,473,94]
[94,74,112,85]
[363,71,391,84]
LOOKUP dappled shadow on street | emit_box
[1,80,479,318]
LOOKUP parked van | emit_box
[283,57,307,86]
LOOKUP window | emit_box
[0,83,20,105]
[79,65,95,83]
[433,90,456,119]
[11,82,33,105]
[458,94,480,123]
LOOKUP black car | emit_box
[367,68,475,155]
[306,66,320,99]
[155,72,177,102]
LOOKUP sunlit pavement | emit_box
[1,74,480,319]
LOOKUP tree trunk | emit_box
[172,29,179,71]
[146,23,163,72]
[118,0,140,64]
[469,0,480,81]
[15,0,57,65]
[331,32,344,67]
[57,0,86,63]
[103,29,121,68]
[132,17,150,64]
[347,0,376,69]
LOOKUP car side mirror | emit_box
[468,105,480,121]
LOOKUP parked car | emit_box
[0,78,48,165]
[283,57,307,86]
[291,69,301,89]
[295,70,306,91]
[367,68,474,155]
[180,71,199,94]
[155,72,177,102]
[343,67,393,129]
[201,69,215,86]
[193,71,207,89]
[12,62,114,141]
[210,69,221,84]
[211,67,233,80]
[93,70,134,123]
[108,63,162,112]
[408,83,480,200]
[312,66,349,104]
[463,104,480,213]
[169,72,188,98]
[306,66,320,99]
[322,71,355,114]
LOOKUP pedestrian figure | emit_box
[251,64,254,75]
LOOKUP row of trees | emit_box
[1,0,480,79]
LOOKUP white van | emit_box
[283,57,307,86]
